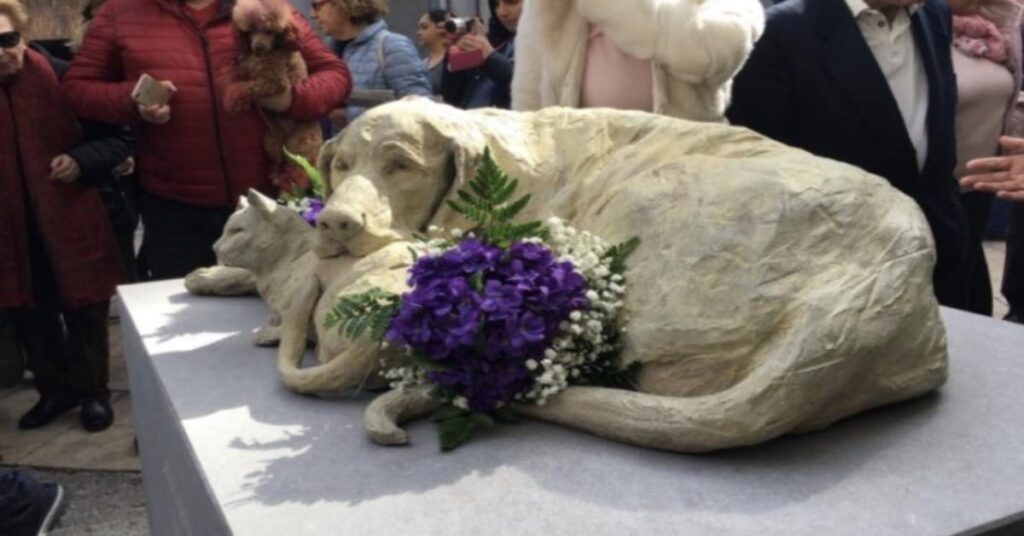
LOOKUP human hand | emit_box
[139,103,171,124]
[136,79,176,124]
[257,86,294,113]
[961,136,1024,202]
[49,154,81,183]
[113,156,135,177]
[456,33,494,59]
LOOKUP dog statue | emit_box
[226,0,322,192]
[299,98,950,453]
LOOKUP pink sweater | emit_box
[580,24,654,112]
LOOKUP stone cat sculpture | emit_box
[185,190,316,347]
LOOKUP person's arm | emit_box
[381,34,433,98]
[511,0,542,111]
[61,3,138,125]
[441,56,471,107]
[66,123,134,186]
[725,29,795,143]
[285,11,352,121]
[480,45,514,86]
[577,0,765,88]
[961,136,1024,201]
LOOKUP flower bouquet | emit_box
[326,149,641,451]
[277,149,325,226]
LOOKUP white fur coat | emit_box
[511,0,765,122]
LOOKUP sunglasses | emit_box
[0,31,21,49]
[310,0,330,10]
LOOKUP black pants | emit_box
[1004,202,1024,314]
[139,194,233,281]
[961,192,994,316]
[7,229,111,401]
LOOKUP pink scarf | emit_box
[952,15,1008,64]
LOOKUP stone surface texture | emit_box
[119,283,1024,536]
[309,100,951,452]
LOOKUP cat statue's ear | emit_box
[246,189,277,218]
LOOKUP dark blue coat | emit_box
[728,0,968,308]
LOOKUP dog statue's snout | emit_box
[317,207,364,240]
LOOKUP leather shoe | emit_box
[18,395,77,430]
[1006,310,1023,325]
[80,398,114,432]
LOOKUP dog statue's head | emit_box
[232,0,299,54]
[313,98,492,259]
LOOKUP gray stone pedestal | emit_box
[120,280,1024,536]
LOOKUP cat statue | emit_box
[185,189,317,347]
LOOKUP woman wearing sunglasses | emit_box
[0,0,126,433]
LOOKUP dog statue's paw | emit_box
[252,324,282,347]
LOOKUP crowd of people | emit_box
[2,0,1024,532]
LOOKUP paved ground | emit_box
[0,242,1016,535]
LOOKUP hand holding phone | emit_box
[132,74,175,106]
[132,74,176,124]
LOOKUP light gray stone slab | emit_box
[120,280,1024,536]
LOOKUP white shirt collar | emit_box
[844,0,922,19]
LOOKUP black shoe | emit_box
[80,398,114,433]
[7,481,66,536]
[18,395,77,430]
[1006,310,1023,325]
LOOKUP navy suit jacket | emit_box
[728,0,967,307]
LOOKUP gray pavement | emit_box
[6,468,148,535]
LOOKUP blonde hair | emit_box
[0,0,28,32]
[334,0,388,25]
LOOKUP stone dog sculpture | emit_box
[307,98,949,453]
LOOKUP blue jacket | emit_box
[727,0,968,308]
[331,20,432,121]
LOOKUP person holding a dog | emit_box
[61,0,351,281]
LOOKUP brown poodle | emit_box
[225,0,322,193]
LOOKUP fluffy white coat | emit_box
[512,0,766,122]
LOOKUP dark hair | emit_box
[335,0,389,26]
[486,0,515,46]
[425,9,452,24]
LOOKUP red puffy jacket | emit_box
[62,0,351,208]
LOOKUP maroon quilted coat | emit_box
[0,50,124,309]
[62,0,351,208]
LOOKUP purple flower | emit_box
[301,198,324,227]
[386,239,590,411]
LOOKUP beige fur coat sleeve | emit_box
[512,0,765,122]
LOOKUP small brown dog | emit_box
[226,0,322,193]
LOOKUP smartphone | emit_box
[131,74,173,107]
[447,46,485,72]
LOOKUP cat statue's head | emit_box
[213,189,315,274]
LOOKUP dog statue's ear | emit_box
[317,135,341,194]
[237,194,250,211]
[423,117,487,230]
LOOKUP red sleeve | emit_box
[61,3,138,125]
[285,11,351,122]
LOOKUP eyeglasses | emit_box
[0,31,21,49]
[310,0,330,11]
